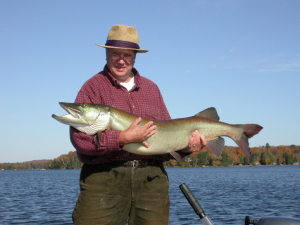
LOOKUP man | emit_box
[71,24,206,225]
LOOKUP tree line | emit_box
[165,144,300,167]
[1,144,299,170]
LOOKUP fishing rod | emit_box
[179,183,214,225]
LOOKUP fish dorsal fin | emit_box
[194,107,220,121]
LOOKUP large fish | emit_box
[52,102,263,160]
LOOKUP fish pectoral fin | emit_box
[206,137,225,156]
[76,125,101,135]
[170,152,183,162]
[194,107,220,121]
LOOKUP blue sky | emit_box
[1,0,299,163]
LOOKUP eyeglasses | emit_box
[109,52,135,64]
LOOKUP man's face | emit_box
[106,48,136,82]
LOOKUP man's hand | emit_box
[119,117,157,147]
[182,130,207,153]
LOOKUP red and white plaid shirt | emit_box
[70,66,172,164]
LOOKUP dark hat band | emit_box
[105,40,140,49]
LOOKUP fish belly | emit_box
[123,126,193,155]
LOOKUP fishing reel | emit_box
[245,216,300,225]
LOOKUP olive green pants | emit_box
[72,164,169,225]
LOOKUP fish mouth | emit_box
[59,102,83,119]
[52,102,88,126]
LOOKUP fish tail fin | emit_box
[234,134,250,157]
[241,124,263,138]
[234,124,263,157]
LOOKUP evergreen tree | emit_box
[198,152,209,166]
[221,151,233,166]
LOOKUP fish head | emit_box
[52,102,111,135]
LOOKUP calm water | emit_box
[0,166,299,225]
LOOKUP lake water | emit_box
[0,166,299,225]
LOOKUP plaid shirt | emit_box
[70,66,172,164]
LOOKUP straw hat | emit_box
[97,24,148,53]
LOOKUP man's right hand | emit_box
[119,117,157,147]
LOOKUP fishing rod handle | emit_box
[179,183,206,218]
[180,183,215,225]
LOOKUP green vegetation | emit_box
[1,145,299,170]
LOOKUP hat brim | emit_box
[97,44,148,53]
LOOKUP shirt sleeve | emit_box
[70,128,122,156]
